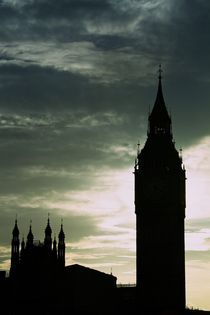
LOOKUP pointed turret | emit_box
[45,217,52,235]
[10,219,20,276]
[58,223,65,240]
[12,219,19,237]
[148,66,172,137]
[58,221,65,268]
[44,215,52,251]
[26,223,34,249]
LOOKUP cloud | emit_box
[186,260,210,310]
[0,41,156,85]
[186,250,210,263]
[184,136,210,219]
[0,111,124,129]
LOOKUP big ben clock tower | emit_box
[134,68,186,312]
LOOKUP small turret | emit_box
[44,215,52,252]
[26,223,34,249]
[10,219,20,276]
[12,219,19,238]
[58,221,65,268]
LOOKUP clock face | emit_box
[135,171,185,209]
[142,177,168,202]
[135,172,176,208]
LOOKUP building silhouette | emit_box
[10,218,65,278]
[134,68,186,311]
[8,218,117,315]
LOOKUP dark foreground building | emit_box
[10,218,65,278]
[134,70,186,312]
[4,219,117,315]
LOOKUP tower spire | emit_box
[44,215,52,251]
[26,221,34,248]
[10,219,20,276]
[58,220,65,268]
[148,66,171,137]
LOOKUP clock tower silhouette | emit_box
[134,68,186,312]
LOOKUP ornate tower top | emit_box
[58,221,65,240]
[135,66,184,175]
[27,222,34,245]
[44,215,52,251]
[45,216,52,236]
[12,219,19,237]
[10,219,20,276]
[58,220,65,268]
[148,66,171,137]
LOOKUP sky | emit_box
[0,0,210,310]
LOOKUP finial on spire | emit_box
[158,64,163,80]
[13,216,19,236]
[14,214,18,226]
[47,213,51,227]
[59,220,65,239]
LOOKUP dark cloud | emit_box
[0,63,146,112]
[25,0,113,19]
[0,0,210,145]
[0,0,131,42]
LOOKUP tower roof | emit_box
[12,219,19,237]
[45,217,52,235]
[148,67,171,136]
[59,223,65,239]
[27,224,34,241]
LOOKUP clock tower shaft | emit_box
[134,72,186,311]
